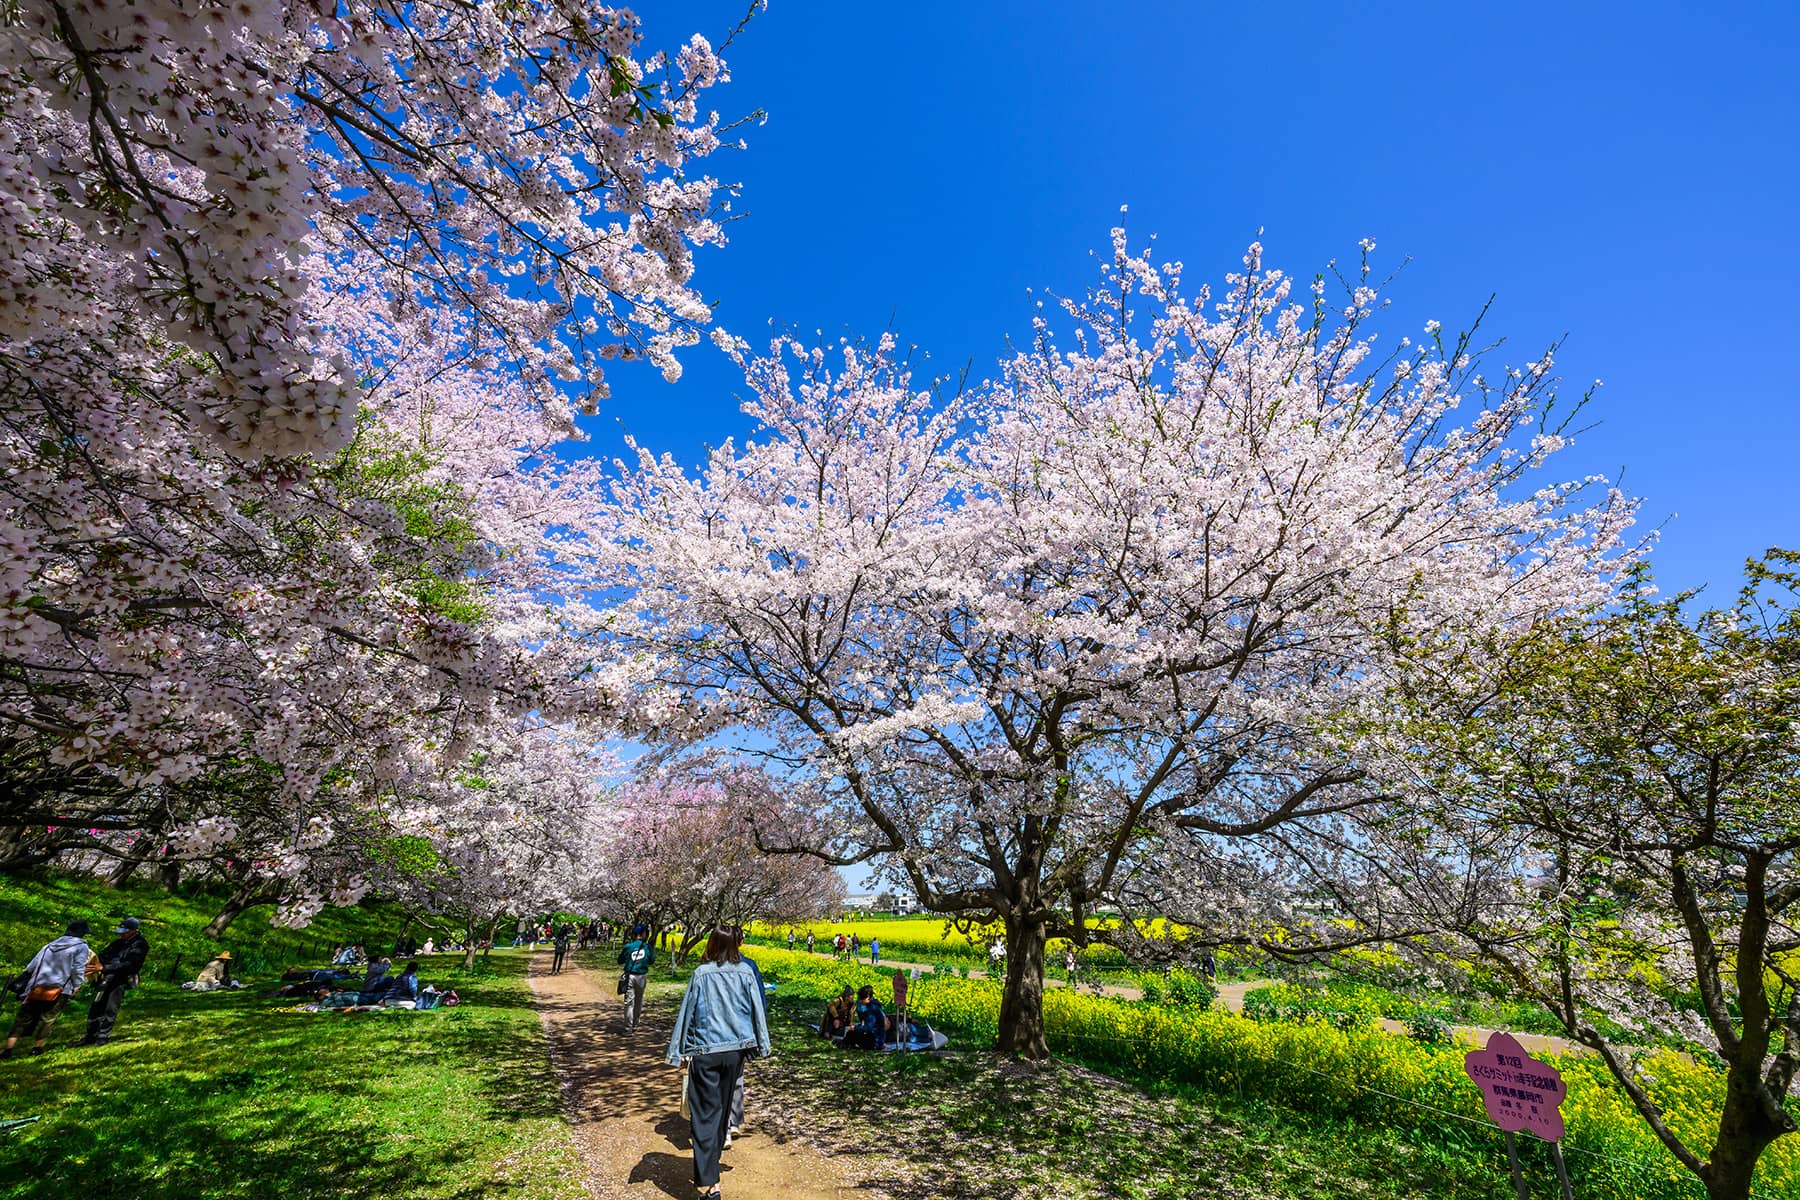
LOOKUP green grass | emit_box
[0,871,407,983]
[653,977,1526,1200]
[0,872,588,1200]
[643,951,1529,1199]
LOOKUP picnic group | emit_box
[0,916,490,1060]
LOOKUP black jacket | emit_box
[97,934,150,989]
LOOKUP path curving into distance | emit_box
[528,954,871,1200]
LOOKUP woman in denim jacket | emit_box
[666,928,772,1198]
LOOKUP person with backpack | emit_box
[617,925,654,1033]
[81,917,150,1046]
[3,920,95,1059]
[666,928,770,1200]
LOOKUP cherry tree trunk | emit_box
[462,918,479,969]
[203,877,272,938]
[1703,1061,1794,1200]
[995,914,1049,1059]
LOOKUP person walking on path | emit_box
[728,928,768,1144]
[552,925,571,975]
[667,928,771,1200]
[81,917,149,1046]
[805,930,815,954]
[848,932,860,962]
[3,920,95,1059]
[786,929,795,951]
[870,936,880,967]
[616,924,654,1033]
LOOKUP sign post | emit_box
[1464,1032,1572,1200]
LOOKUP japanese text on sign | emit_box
[1464,1031,1568,1142]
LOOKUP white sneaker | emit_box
[723,1132,733,1148]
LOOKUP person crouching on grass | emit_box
[666,927,771,1200]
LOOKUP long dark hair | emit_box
[701,927,741,965]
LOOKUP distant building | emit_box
[843,891,918,915]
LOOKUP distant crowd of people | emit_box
[781,927,883,966]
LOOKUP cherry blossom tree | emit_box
[3,0,754,457]
[0,247,625,921]
[374,726,621,968]
[1,0,757,923]
[589,234,1638,1056]
[593,768,844,959]
[1379,559,1800,1200]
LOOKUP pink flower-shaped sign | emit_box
[1465,1032,1568,1142]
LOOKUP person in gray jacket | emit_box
[3,920,94,1059]
[665,928,771,1199]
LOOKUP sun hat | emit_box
[216,951,232,961]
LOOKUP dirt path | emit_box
[528,956,875,1200]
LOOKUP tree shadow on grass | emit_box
[0,959,575,1200]
[749,993,1530,1200]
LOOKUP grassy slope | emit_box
[0,873,587,1200]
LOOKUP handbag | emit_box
[25,985,62,1004]
[617,972,628,996]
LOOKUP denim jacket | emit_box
[665,959,772,1066]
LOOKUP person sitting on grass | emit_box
[184,951,235,991]
[854,985,886,1049]
[384,961,421,1004]
[359,957,391,992]
[820,986,856,1039]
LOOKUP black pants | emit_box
[86,983,128,1042]
[687,1049,746,1188]
[552,946,566,974]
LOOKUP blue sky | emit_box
[583,1,1799,603]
